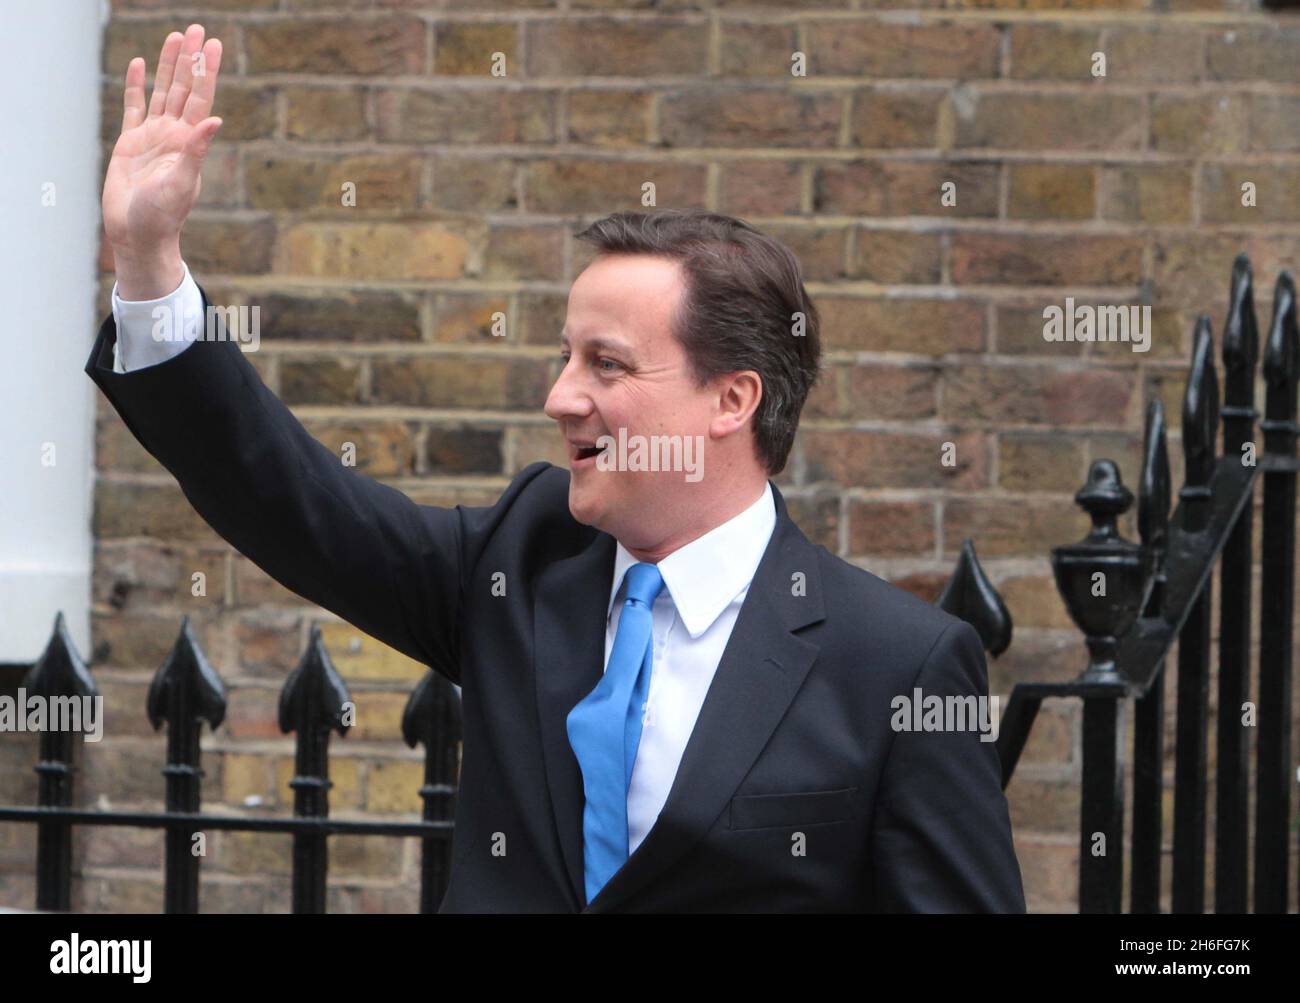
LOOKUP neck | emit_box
[621,476,770,563]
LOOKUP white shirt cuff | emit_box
[111,262,204,374]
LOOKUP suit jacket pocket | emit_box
[729,786,861,831]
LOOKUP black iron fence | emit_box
[1,253,1296,913]
[985,254,1298,914]
[0,616,461,913]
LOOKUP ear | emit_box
[710,371,762,441]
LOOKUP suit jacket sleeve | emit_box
[869,619,1027,912]
[85,281,541,686]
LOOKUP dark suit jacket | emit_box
[87,285,1026,913]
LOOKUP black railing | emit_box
[0,614,460,913]
[989,254,1299,914]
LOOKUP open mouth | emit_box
[569,439,608,466]
[575,445,603,460]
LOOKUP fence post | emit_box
[1256,272,1298,913]
[146,615,227,914]
[279,626,352,913]
[403,670,462,913]
[24,612,98,912]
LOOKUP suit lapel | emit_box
[533,528,616,910]
[583,482,826,913]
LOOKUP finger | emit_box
[147,31,184,119]
[121,57,146,132]
[177,117,223,182]
[182,39,223,126]
[164,24,206,119]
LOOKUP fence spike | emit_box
[1183,315,1220,487]
[936,538,1012,657]
[146,615,226,732]
[1263,272,1298,398]
[278,624,352,738]
[1138,399,1171,552]
[23,611,98,701]
[1221,253,1259,404]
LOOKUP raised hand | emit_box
[102,24,224,298]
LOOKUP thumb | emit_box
[179,117,223,176]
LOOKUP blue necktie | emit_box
[566,561,666,905]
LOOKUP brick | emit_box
[97,418,164,475]
[185,218,276,275]
[433,292,514,344]
[1102,164,1194,224]
[720,23,799,79]
[782,493,840,552]
[484,223,567,280]
[759,224,849,281]
[1008,24,1099,80]
[431,155,518,211]
[999,574,1077,630]
[1101,27,1204,83]
[257,290,422,343]
[278,222,478,280]
[317,621,429,683]
[1200,164,1300,223]
[517,293,569,346]
[371,356,549,410]
[565,90,653,147]
[1150,93,1250,155]
[817,296,986,354]
[800,429,990,489]
[280,356,363,405]
[91,542,228,610]
[944,497,1086,559]
[943,363,1136,426]
[509,425,570,471]
[719,160,804,216]
[246,155,421,211]
[221,752,274,805]
[527,19,708,77]
[95,482,221,543]
[523,159,706,212]
[233,555,306,607]
[365,759,425,813]
[347,692,409,741]
[953,91,1144,151]
[998,432,1087,491]
[1249,95,1300,153]
[1152,233,1252,311]
[996,302,1183,360]
[848,500,935,556]
[848,229,943,284]
[375,88,555,144]
[1006,163,1096,220]
[950,233,1143,286]
[103,18,241,84]
[424,425,504,474]
[849,88,944,149]
[434,21,519,76]
[659,89,841,148]
[842,362,939,419]
[1207,27,1300,84]
[298,420,417,476]
[813,160,999,217]
[285,86,370,141]
[245,18,426,74]
[805,21,999,78]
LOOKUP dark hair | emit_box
[573,209,822,476]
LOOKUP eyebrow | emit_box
[560,332,637,358]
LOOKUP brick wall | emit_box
[3,0,1298,912]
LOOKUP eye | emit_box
[596,357,623,374]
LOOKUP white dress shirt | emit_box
[606,483,776,854]
[112,261,780,858]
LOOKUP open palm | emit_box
[103,25,223,260]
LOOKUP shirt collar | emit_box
[607,482,777,639]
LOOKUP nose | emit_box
[544,357,594,423]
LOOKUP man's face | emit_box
[544,253,718,547]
